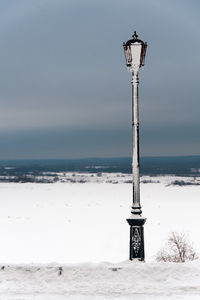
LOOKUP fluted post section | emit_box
[131,70,142,215]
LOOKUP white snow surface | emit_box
[1,261,200,299]
[0,174,200,299]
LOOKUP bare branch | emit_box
[156,231,199,263]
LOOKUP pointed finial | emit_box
[132,31,138,39]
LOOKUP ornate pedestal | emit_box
[127,217,146,261]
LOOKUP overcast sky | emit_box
[0,0,199,159]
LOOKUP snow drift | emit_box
[1,261,200,299]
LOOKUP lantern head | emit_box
[123,31,147,71]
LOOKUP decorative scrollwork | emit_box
[132,228,141,256]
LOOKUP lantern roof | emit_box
[123,31,145,46]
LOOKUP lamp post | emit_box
[123,31,147,261]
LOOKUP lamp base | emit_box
[127,216,146,261]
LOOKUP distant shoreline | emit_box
[0,156,199,179]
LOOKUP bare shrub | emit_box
[156,232,199,263]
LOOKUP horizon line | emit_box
[0,154,199,162]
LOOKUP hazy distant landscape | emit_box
[0,156,199,183]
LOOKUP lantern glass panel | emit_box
[124,45,132,66]
[140,43,147,66]
[130,43,142,68]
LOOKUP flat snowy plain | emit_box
[0,174,200,299]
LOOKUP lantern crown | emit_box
[124,31,144,46]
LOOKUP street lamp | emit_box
[123,31,147,261]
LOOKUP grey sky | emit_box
[0,0,199,159]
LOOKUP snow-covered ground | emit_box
[0,175,199,299]
[1,261,200,300]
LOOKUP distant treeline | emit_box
[0,156,199,177]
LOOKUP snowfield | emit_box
[1,261,200,300]
[0,174,199,299]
